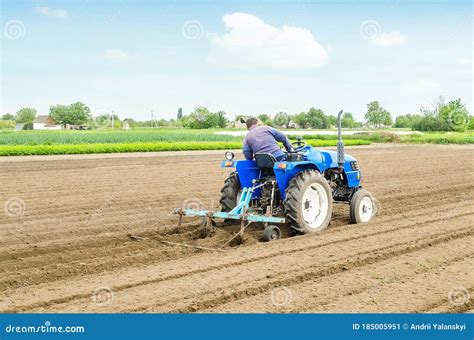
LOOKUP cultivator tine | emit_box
[177,210,183,229]
[239,217,245,239]
[204,213,213,237]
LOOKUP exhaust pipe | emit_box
[336,109,344,171]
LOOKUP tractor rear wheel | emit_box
[284,170,333,234]
[220,172,241,212]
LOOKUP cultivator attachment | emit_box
[173,181,286,243]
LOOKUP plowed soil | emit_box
[1,144,472,313]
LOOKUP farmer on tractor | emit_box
[242,117,293,162]
[174,110,375,242]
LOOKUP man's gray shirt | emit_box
[242,125,292,160]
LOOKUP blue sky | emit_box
[1,0,472,121]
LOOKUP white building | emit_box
[33,115,62,130]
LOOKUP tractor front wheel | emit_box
[349,189,375,224]
[284,170,333,234]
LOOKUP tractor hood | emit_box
[320,150,356,169]
[305,147,356,171]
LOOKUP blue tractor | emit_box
[174,110,375,242]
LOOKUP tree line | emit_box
[1,97,472,131]
[394,97,472,131]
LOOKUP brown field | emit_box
[0,144,473,313]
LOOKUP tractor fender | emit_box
[274,161,322,200]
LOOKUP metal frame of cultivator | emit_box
[173,180,285,243]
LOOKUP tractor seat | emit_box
[254,153,277,174]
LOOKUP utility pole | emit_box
[111,110,115,129]
[151,110,158,128]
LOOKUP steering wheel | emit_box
[290,138,307,152]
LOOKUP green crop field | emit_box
[0,136,371,156]
[0,128,242,145]
[0,128,472,156]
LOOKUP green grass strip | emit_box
[306,139,371,147]
[0,139,371,156]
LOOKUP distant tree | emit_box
[15,107,36,124]
[183,107,227,129]
[273,112,290,127]
[365,101,392,128]
[177,107,183,120]
[293,112,308,128]
[327,115,337,127]
[438,98,469,132]
[0,120,15,129]
[49,104,70,124]
[307,108,329,129]
[203,110,219,128]
[1,113,15,120]
[468,116,474,130]
[257,114,272,126]
[214,111,228,128]
[410,97,469,132]
[157,118,169,127]
[341,112,360,128]
[394,115,412,128]
[394,114,421,129]
[412,115,446,131]
[50,102,91,125]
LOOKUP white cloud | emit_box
[207,13,329,69]
[36,7,68,19]
[372,31,406,47]
[104,49,130,62]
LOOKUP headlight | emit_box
[225,151,235,161]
